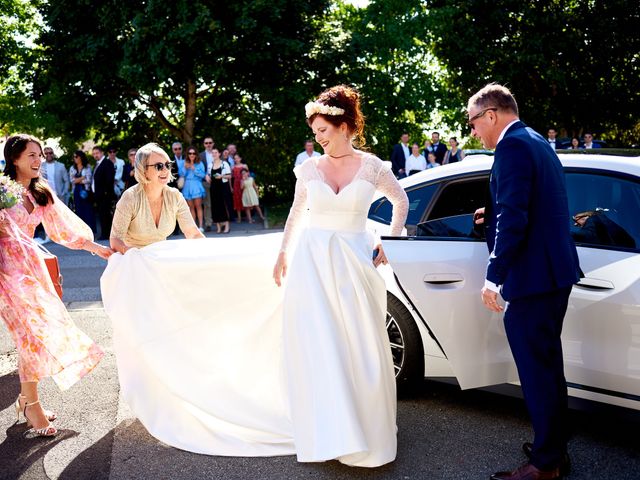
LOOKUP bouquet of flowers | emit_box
[0,172,24,211]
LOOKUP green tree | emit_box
[424,0,640,144]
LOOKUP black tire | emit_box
[386,292,424,391]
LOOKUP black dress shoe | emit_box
[521,443,570,476]
[490,462,563,480]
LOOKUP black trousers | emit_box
[96,197,113,240]
[503,286,573,470]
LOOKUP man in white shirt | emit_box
[200,137,215,231]
[41,147,70,204]
[547,128,559,150]
[107,146,126,198]
[583,133,600,149]
[294,140,321,167]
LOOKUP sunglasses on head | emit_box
[146,161,172,172]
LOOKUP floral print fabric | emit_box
[0,193,104,390]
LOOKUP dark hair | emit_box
[92,145,103,153]
[73,150,89,168]
[187,146,200,163]
[307,84,366,148]
[449,137,458,145]
[411,142,420,148]
[3,134,54,207]
[468,83,519,116]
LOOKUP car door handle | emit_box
[423,273,464,285]
[575,277,615,290]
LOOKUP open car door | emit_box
[382,220,519,390]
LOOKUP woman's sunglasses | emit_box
[146,162,172,172]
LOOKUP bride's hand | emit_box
[273,251,287,287]
[373,244,388,268]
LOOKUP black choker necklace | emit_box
[329,153,352,159]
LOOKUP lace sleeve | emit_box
[375,162,408,236]
[279,178,308,253]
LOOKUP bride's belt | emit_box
[308,211,367,233]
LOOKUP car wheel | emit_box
[386,293,424,390]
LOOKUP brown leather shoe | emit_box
[522,443,571,476]
[490,462,563,480]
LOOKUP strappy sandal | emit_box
[22,399,57,437]
[15,394,57,423]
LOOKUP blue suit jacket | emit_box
[390,143,408,175]
[486,121,581,301]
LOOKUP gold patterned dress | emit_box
[110,184,196,248]
[0,193,104,390]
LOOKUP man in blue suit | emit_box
[469,84,581,480]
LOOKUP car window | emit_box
[368,183,438,232]
[426,177,488,221]
[566,171,640,251]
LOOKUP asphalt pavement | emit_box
[1,223,639,479]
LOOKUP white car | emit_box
[368,153,640,411]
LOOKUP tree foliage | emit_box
[424,0,640,143]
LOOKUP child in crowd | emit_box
[241,169,264,223]
[426,152,440,169]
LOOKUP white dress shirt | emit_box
[295,150,321,167]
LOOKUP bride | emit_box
[273,85,408,466]
[101,85,408,467]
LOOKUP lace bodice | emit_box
[279,154,408,252]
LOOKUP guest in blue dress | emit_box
[179,147,206,232]
[69,150,96,232]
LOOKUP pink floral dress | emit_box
[0,193,104,390]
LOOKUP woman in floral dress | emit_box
[0,134,113,437]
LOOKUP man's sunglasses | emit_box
[467,107,498,130]
[146,162,172,172]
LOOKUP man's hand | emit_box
[474,207,485,225]
[481,286,504,313]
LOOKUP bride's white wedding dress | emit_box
[101,154,408,467]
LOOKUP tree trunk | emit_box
[183,77,197,146]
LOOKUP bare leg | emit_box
[187,199,196,222]
[194,197,204,228]
[223,221,230,233]
[20,382,54,431]
[254,205,265,221]
[236,210,242,223]
[245,207,253,223]
[215,222,221,233]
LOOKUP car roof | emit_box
[396,153,640,191]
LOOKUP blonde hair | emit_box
[134,142,174,185]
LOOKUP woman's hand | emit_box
[273,251,287,287]
[95,245,115,260]
[372,243,388,268]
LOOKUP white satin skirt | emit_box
[101,231,397,466]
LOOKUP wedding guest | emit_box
[390,132,410,178]
[110,143,204,253]
[294,140,321,167]
[169,142,185,189]
[273,85,408,467]
[107,146,125,198]
[422,139,433,158]
[405,143,427,175]
[41,147,70,205]
[92,145,116,240]
[123,148,138,191]
[221,149,231,166]
[1,134,112,437]
[209,147,233,234]
[199,137,215,231]
[69,150,96,231]
[442,137,465,164]
[567,137,582,150]
[426,152,440,169]
[241,169,264,223]
[179,146,206,232]
[469,84,579,480]
[430,131,448,164]
[583,133,600,149]
[231,155,249,223]
[547,128,559,150]
[227,143,237,166]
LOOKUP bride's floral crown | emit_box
[304,101,345,118]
